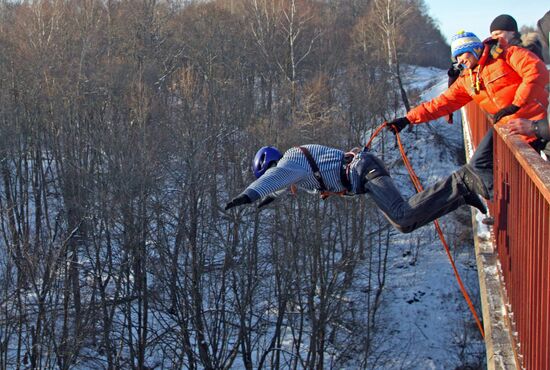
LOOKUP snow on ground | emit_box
[366,65,485,369]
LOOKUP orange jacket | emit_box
[406,43,548,142]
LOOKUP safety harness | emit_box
[297,146,353,200]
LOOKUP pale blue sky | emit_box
[423,1,549,43]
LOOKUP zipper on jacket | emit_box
[486,72,508,84]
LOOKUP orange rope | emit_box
[367,122,485,338]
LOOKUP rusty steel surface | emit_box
[463,102,550,370]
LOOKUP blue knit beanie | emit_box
[451,31,483,59]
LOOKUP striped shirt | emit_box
[243,144,364,201]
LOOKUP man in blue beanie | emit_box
[386,30,548,201]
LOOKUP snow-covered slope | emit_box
[365,66,485,369]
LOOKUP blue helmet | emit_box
[252,146,282,178]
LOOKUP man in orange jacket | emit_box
[387,30,548,199]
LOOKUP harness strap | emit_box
[341,153,353,191]
[298,146,328,192]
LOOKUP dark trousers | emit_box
[468,129,494,199]
[357,132,494,233]
[365,173,466,233]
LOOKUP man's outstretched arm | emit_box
[225,163,305,210]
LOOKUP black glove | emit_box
[447,63,462,78]
[225,194,251,210]
[493,104,519,124]
[387,117,411,135]
[447,63,462,87]
[257,196,276,209]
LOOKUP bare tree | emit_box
[0,0,469,368]
[364,0,414,112]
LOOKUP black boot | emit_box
[464,192,487,214]
[455,164,490,199]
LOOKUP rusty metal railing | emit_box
[462,101,550,370]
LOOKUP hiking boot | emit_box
[456,165,490,199]
[464,192,487,214]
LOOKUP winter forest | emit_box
[0,0,483,369]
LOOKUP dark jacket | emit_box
[537,11,550,48]
[509,32,544,61]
